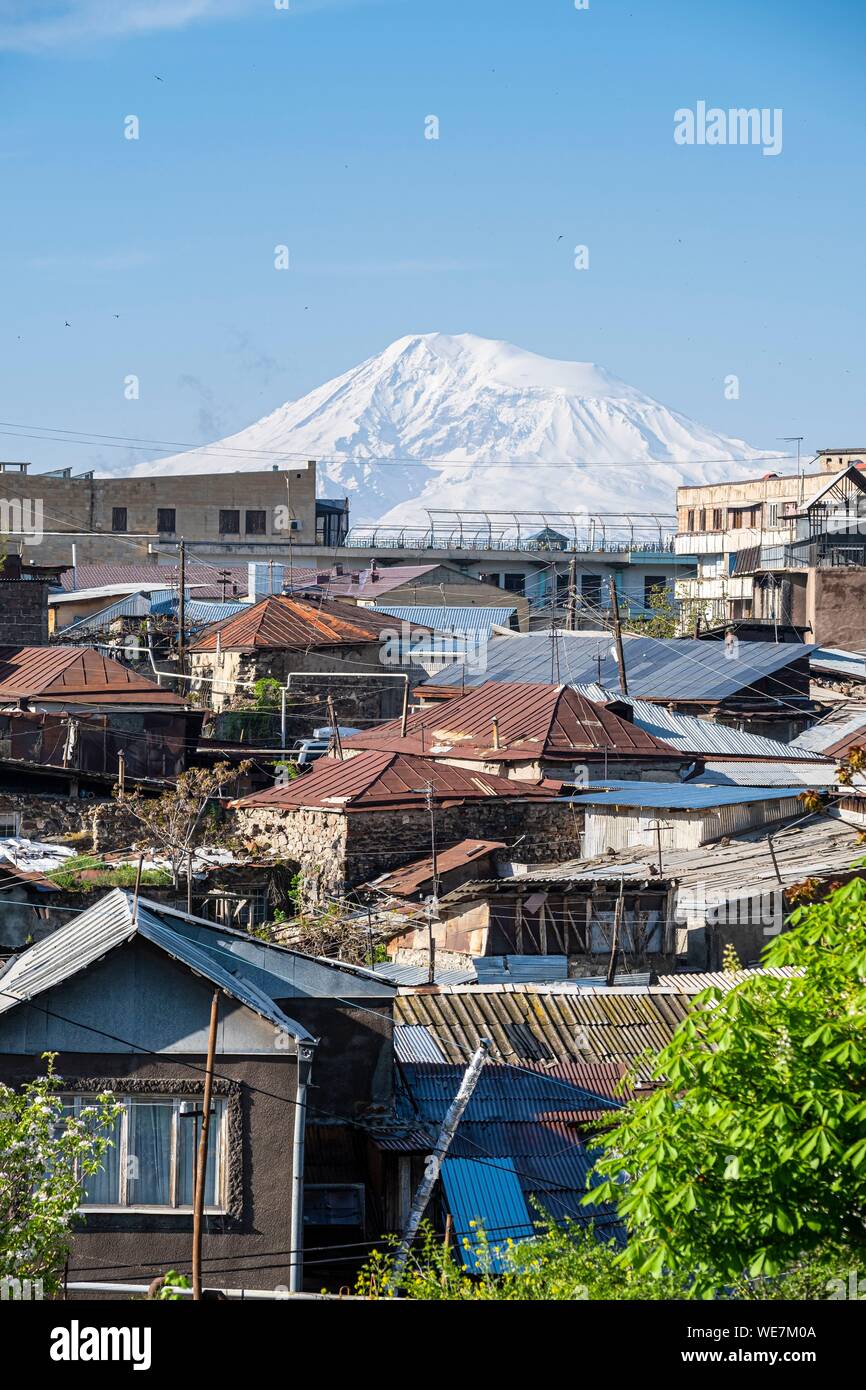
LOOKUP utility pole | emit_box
[606,878,624,988]
[425,780,439,984]
[192,989,220,1301]
[116,749,125,803]
[289,1043,316,1294]
[326,694,343,759]
[566,552,577,631]
[178,539,187,678]
[780,436,805,506]
[186,850,193,916]
[389,1039,492,1292]
[608,576,628,695]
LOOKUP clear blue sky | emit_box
[1,0,863,474]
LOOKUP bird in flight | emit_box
[64,320,71,327]
[154,75,164,82]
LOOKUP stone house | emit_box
[188,595,434,727]
[232,749,577,905]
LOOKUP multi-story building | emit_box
[675,457,866,646]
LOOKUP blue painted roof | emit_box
[441,1158,534,1272]
[572,782,806,810]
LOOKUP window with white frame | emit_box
[62,1095,226,1210]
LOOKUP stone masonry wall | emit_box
[233,799,582,906]
[0,579,49,644]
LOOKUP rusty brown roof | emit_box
[341,680,683,763]
[234,749,563,812]
[0,647,185,706]
[372,839,507,897]
[190,595,431,653]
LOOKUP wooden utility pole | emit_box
[606,878,624,988]
[116,749,126,803]
[608,576,628,694]
[177,539,187,677]
[192,989,220,1301]
[426,781,439,985]
[131,853,144,925]
[389,1039,492,1292]
[326,694,343,759]
[399,678,410,738]
[186,850,193,916]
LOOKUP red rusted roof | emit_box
[190,595,431,653]
[0,647,185,706]
[233,749,563,812]
[372,839,507,897]
[341,680,682,763]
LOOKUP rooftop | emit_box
[342,680,685,763]
[190,595,432,653]
[570,782,809,811]
[234,749,563,812]
[421,632,813,702]
[0,646,186,707]
[371,838,507,897]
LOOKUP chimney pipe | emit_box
[491,717,500,750]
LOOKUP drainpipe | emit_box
[289,1042,317,1294]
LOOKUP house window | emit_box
[0,814,21,836]
[156,508,176,534]
[219,510,240,535]
[111,507,128,533]
[503,573,525,594]
[63,1095,226,1211]
[698,508,706,531]
[245,510,267,536]
[687,510,695,532]
[712,508,723,530]
[581,574,602,605]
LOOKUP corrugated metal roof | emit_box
[0,646,185,706]
[789,705,866,755]
[373,962,477,986]
[572,782,806,810]
[440,1158,534,1270]
[58,594,153,633]
[393,1023,447,1062]
[473,955,570,984]
[654,966,800,993]
[423,633,812,701]
[373,605,518,637]
[150,597,248,626]
[692,760,847,788]
[190,595,432,653]
[0,888,314,1039]
[810,647,866,681]
[575,684,827,760]
[342,680,685,762]
[58,563,249,596]
[372,839,507,897]
[234,749,562,812]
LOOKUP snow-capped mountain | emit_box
[128,333,779,526]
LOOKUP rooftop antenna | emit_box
[779,436,804,505]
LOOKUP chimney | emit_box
[369,561,378,582]
[491,717,500,749]
[334,563,343,576]
[350,571,360,585]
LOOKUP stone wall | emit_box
[0,579,49,644]
[0,791,138,851]
[233,799,583,905]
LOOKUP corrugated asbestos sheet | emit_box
[575,684,828,760]
[393,985,691,1078]
[423,633,812,700]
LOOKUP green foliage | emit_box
[357,1218,846,1301]
[47,855,172,893]
[621,585,680,638]
[151,1269,192,1300]
[120,761,250,886]
[588,873,866,1295]
[0,1056,121,1294]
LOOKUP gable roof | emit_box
[420,633,813,702]
[0,888,396,1034]
[189,595,431,653]
[341,680,684,763]
[286,563,474,601]
[233,749,563,812]
[0,646,185,706]
[58,563,250,598]
[371,839,507,897]
[804,463,866,509]
[789,704,866,757]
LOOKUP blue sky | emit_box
[1,0,863,474]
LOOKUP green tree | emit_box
[588,873,866,1295]
[621,585,680,638]
[0,1057,120,1295]
[120,761,251,887]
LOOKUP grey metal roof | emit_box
[58,593,153,634]
[575,684,827,759]
[789,704,866,753]
[473,955,570,984]
[570,782,807,810]
[424,633,812,701]
[0,889,314,1041]
[373,961,477,986]
[810,647,866,681]
[373,604,518,637]
[692,760,848,788]
[393,1023,448,1063]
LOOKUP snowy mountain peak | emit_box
[128,333,780,526]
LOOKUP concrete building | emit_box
[675,460,866,645]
